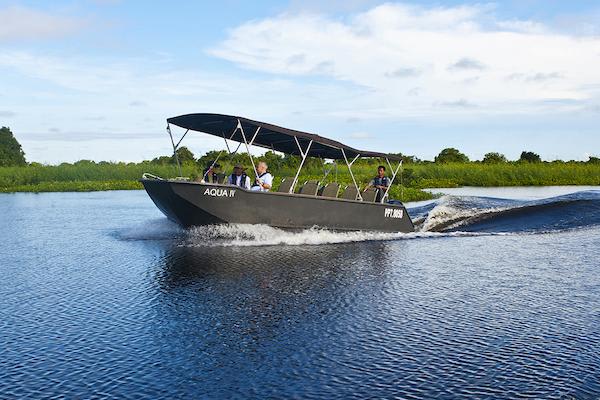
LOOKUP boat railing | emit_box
[142,172,163,180]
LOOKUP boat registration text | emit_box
[384,208,403,219]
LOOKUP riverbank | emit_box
[2,161,599,202]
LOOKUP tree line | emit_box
[1,126,599,167]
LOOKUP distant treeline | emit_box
[159,146,600,168]
[1,126,600,201]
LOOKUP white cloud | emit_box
[210,3,600,118]
[0,6,86,42]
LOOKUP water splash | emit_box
[181,224,500,247]
[118,190,600,245]
[418,190,600,233]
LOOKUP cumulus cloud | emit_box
[210,2,600,118]
[0,6,86,42]
[448,58,486,71]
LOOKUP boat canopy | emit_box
[167,113,401,161]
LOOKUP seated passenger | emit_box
[228,164,251,189]
[251,161,273,192]
[367,165,390,202]
[200,161,220,183]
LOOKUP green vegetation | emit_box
[2,156,600,202]
[519,151,542,163]
[434,147,469,163]
[482,152,508,164]
[1,128,599,202]
[401,162,600,188]
[0,127,27,167]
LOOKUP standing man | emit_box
[229,164,251,189]
[368,165,390,202]
[251,161,273,192]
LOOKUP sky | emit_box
[1,0,599,163]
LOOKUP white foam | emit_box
[180,223,504,247]
[418,196,508,232]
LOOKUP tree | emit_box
[151,155,172,165]
[435,148,469,163]
[259,151,285,170]
[388,153,421,164]
[174,146,195,164]
[482,152,508,164]
[0,127,27,166]
[519,151,541,163]
[588,156,600,164]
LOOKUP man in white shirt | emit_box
[228,164,251,189]
[251,161,273,192]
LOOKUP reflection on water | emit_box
[2,190,600,398]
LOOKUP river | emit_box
[1,187,599,398]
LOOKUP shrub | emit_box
[435,148,469,163]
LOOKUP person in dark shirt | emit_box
[201,161,221,183]
[368,165,390,202]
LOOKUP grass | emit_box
[2,160,599,202]
[403,162,600,187]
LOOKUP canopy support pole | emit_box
[223,128,242,155]
[342,149,362,201]
[290,137,313,193]
[204,127,242,182]
[174,129,189,149]
[238,119,260,179]
[381,158,402,203]
[166,123,183,177]
[321,158,334,182]
[203,151,224,181]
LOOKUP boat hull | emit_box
[141,179,414,232]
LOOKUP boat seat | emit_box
[341,185,359,201]
[320,182,340,198]
[362,187,379,202]
[277,178,293,193]
[299,180,320,196]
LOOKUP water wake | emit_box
[181,224,502,247]
[119,190,600,246]
[417,190,600,233]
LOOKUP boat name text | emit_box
[384,208,403,219]
[204,188,236,198]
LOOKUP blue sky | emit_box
[1,0,599,163]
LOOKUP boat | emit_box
[141,113,414,232]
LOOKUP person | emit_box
[200,161,221,183]
[367,165,390,202]
[228,164,251,189]
[251,161,273,192]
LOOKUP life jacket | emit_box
[203,168,217,183]
[230,172,248,187]
[373,176,389,202]
[252,172,269,188]
[373,176,389,187]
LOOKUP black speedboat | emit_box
[141,113,414,233]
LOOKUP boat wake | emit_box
[414,190,600,233]
[118,190,600,246]
[181,224,497,247]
